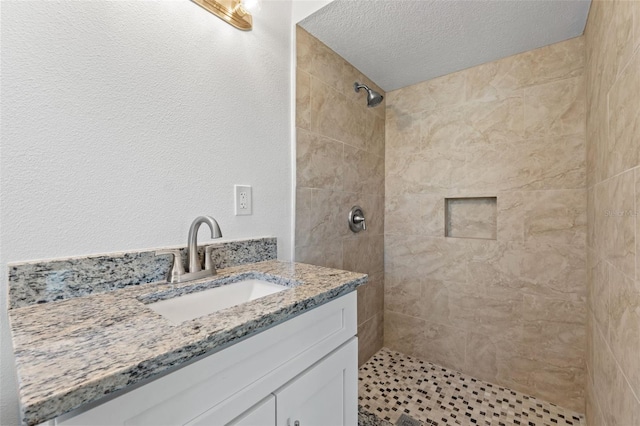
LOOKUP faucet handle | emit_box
[155,249,185,283]
[204,245,217,274]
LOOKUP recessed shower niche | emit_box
[445,197,497,240]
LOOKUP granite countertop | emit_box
[9,260,367,426]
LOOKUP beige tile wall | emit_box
[584,1,640,425]
[385,37,587,411]
[295,26,386,366]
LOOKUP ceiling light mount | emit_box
[191,0,260,31]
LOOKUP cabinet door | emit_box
[275,338,357,426]
[219,395,275,426]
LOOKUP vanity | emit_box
[7,237,366,426]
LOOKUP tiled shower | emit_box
[384,36,587,411]
[295,1,639,423]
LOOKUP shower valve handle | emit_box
[353,214,366,230]
[348,206,367,233]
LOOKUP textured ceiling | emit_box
[299,0,591,91]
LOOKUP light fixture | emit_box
[191,0,261,30]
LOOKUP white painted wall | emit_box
[292,0,334,23]
[288,0,335,262]
[0,1,293,424]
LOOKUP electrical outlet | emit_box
[234,185,252,216]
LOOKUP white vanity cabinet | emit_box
[46,292,357,426]
[275,338,357,426]
[227,396,275,426]
[190,338,357,426]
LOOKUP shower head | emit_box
[354,82,383,108]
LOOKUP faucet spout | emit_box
[187,216,223,273]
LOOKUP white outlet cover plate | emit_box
[234,185,252,216]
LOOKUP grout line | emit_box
[297,127,385,160]
[591,383,608,426]
[591,166,637,190]
[615,42,640,80]
[597,305,640,406]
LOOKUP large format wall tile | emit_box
[523,190,586,246]
[365,113,386,157]
[463,134,585,192]
[363,272,384,321]
[589,252,609,336]
[383,271,424,320]
[586,89,608,186]
[358,312,383,366]
[307,188,347,244]
[524,76,585,138]
[593,179,609,255]
[384,311,466,373]
[310,77,365,149]
[295,188,312,248]
[593,326,619,426]
[608,264,640,397]
[418,321,467,373]
[587,188,596,249]
[528,361,586,413]
[297,26,385,117]
[610,0,635,81]
[607,49,639,179]
[296,70,311,130]
[296,27,385,366]
[385,35,587,410]
[294,239,343,270]
[465,37,584,102]
[465,241,586,302]
[386,110,421,153]
[600,169,636,279]
[636,0,640,50]
[343,145,384,195]
[296,128,343,190]
[609,364,640,426]
[586,307,596,385]
[296,25,314,75]
[343,234,384,276]
[384,310,425,358]
[386,146,460,194]
[585,2,639,423]
[421,94,524,148]
[521,294,586,368]
[496,192,525,242]
[464,332,532,393]
[385,194,444,237]
[386,70,466,115]
[448,286,523,338]
[310,34,360,102]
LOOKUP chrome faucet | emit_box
[156,216,223,283]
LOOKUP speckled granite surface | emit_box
[8,237,276,308]
[9,260,366,426]
[358,406,394,426]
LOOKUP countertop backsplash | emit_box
[8,237,277,309]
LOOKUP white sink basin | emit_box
[148,279,288,324]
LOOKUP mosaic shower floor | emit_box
[358,348,585,426]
